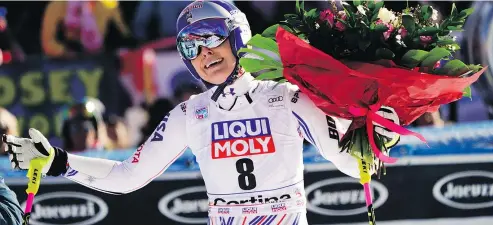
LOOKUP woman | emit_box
[3,1,400,224]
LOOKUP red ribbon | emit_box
[348,104,428,163]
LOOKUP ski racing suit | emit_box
[62,73,394,225]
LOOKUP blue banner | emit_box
[302,121,493,163]
[393,121,493,156]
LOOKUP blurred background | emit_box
[0,1,491,225]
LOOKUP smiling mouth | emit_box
[205,58,224,69]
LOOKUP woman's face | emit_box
[190,39,237,84]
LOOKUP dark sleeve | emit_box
[0,178,23,225]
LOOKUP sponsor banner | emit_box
[5,159,492,225]
[9,178,209,225]
[304,162,493,224]
[20,192,108,225]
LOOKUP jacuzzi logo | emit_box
[305,177,388,216]
[158,186,209,224]
[20,191,108,225]
[433,170,493,210]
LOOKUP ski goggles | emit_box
[177,18,234,60]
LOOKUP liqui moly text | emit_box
[211,118,275,159]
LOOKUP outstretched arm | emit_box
[4,103,189,195]
[65,105,188,194]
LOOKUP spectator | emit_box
[170,70,206,105]
[123,104,148,148]
[61,98,108,152]
[173,83,204,105]
[412,111,445,127]
[132,0,234,43]
[41,0,131,58]
[0,7,25,64]
[0,108,18,155]
[104,114,131,150]
[138,98,174,146]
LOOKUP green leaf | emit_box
[237,48,279,63]
[421,5,433,21]
[297,33,307,40]
[417,27,440,36]
[458,8,474,19]
[261,24,279,39]
[449,20,465,26]
[446,26,463,31]
[254,69,284,81]
[400,49,429,68]
[277,79,288,84]
[262,24,296,39]
[421,47,451,70]
[468,64,483,73]
[402,15,416,34]
[305,8,318,19]
[374,1,384,13]
[295,0,305,15]
[463,86,472,99]
[367,1,375,10]
[344,4,356,26]
[371,11,379,22]
[296,0,301,15]
[280,24,295,33]
[437,39,457,46]
[247,34,280,55]
[376,48,395,59]
[438,59,470,76]
[284,14,299,20]
[353,0,361,6]
[285,17,304,28]
[239,58,282,73]
[373,24,389,33]
[439,18,451,30]
[451,3,458,17]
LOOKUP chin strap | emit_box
[211,62,241,102]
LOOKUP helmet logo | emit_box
[180,2,204,23]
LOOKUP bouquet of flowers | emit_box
[238,1,486,223]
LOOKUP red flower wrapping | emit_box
[276,27,486,162]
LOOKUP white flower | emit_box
[357,5,366,15]
[453,36,457,41]
[396,34,402,40]
[431,7,438,21]
[378,7,396,24]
